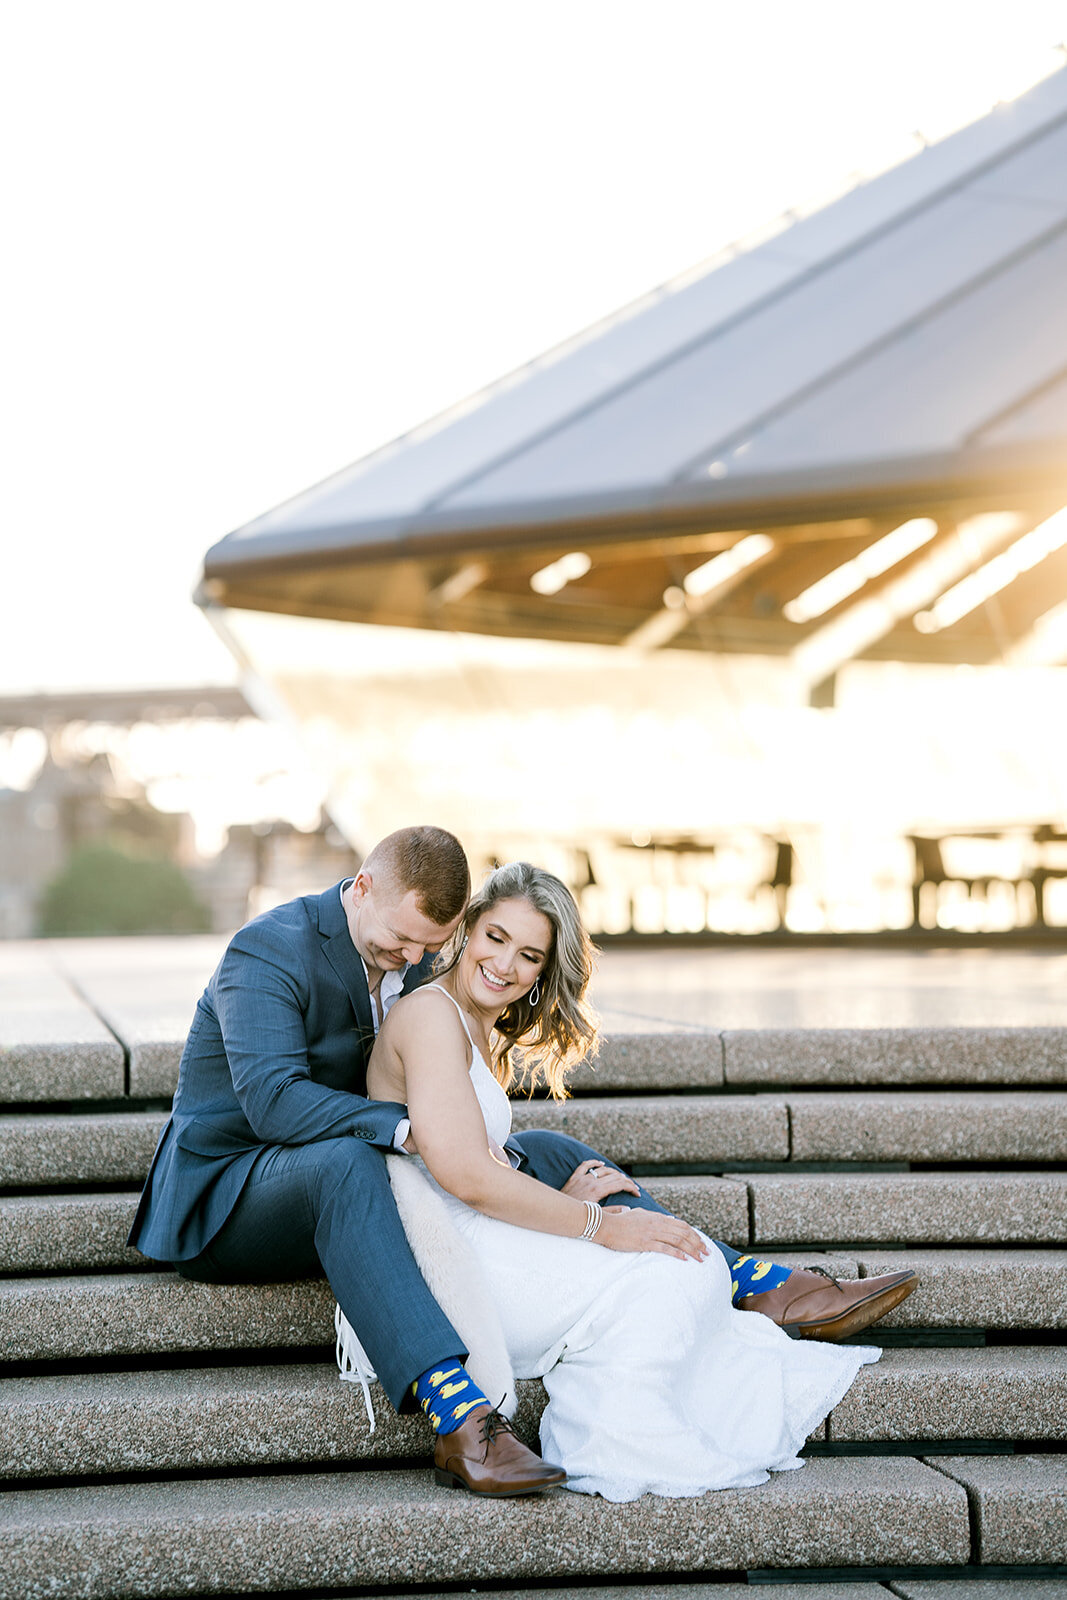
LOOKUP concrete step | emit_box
[926,1454,1067,1567]
[2,1180,734,1272]
[594,947,1067,1102]
[0,1273,336,1363]
[740,1172,1067,1246]
[0,1360,442,1480]
[0,1100,790,1188]
[0,1193,150,1273]
[4,1012,1065,1103]
[844,1248,1067,1330]
[716,1027,1067,1088]
[48,936,220,1099]
[514,1090,1067,1164]
[0,1256,853,1364]
[10,1181,754,1274]
[388,1588,892,1600]
[386,1588,1067,1600]
[387,1587,1067,1600]
[0,954,124,1104]
[585,1027,1067,1091]
[3,1250,1064,1366]
[784,1090,1067,1163]
[0,1456,972,1598]
[4,1347,1063,1482]
[7,1092,1065,1190]
[0,1111,164,1187]
[8,938,1067,1102]
[891,1583,1067,1600]
[4,1172,1065,1273]
[9,1020,1067,1102]
[825,1344,1067,1442]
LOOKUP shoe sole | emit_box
[788,1274,918,1342]
[433,1467,568,1496]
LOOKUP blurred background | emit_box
[3,0,1067,941]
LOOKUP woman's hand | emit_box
[561,1158,642,1203]
[596,1205,709,1263]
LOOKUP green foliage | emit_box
[37,843,211,936]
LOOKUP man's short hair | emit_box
[361,826,469,926]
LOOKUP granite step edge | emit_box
[3,1347,1065,1480]
[4,1245,1067,1363]
[7,1019,1067,1106]
[5,1174,1067,1277]
[7,1091,1067,1188]
[0,1456,972,1599]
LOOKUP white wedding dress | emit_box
[403,988,880,1503]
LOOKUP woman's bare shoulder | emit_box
[381,985,469,1054]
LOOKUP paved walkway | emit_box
[4,934,1067,1039]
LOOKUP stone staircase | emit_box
[1,936,1065,1600]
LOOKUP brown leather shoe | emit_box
[739,1266,918,1341]
[433,1404,567,1497]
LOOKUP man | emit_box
[130,825,914,1496]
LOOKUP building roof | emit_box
[202,67,1067,668]
[0,687,252,731]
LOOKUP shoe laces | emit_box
[479,1405,517,1447]
[804,1264,843,1290]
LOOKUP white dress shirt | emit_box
[340,880,412,1151]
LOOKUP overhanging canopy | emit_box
[202,68,1067,668]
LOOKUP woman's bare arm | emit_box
[384,991,707,1262]
[366,1031,407,1104]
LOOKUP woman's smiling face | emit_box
[460,895,552,1012]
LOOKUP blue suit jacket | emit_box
[128,881,432,1263]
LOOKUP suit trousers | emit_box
[175,1136,465,1410]
[516,1128,742,1271]
[175,1128,742,1411]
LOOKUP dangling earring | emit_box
[528,978,542,1007]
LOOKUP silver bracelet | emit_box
[581,1200,603,1240]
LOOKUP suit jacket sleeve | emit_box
[213,922,405,1149]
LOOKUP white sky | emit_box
[3,0,1067,696]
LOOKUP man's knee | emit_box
[250,1135,392,1222]
[516,1127,668,1216]
[516,1127,599,1185]
[312,1135,390,1200]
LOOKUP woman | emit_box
[365,862,879,1502]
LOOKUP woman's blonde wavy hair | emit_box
[438,861,599,1099]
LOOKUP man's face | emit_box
[347,871,463,972]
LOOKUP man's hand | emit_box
[561,1157,642,1203]
[402,1130,419,1155]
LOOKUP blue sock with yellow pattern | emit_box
[731,1255,792,1303]
[412,1364,491,1434]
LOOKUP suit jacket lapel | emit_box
[315,882,375,1049]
